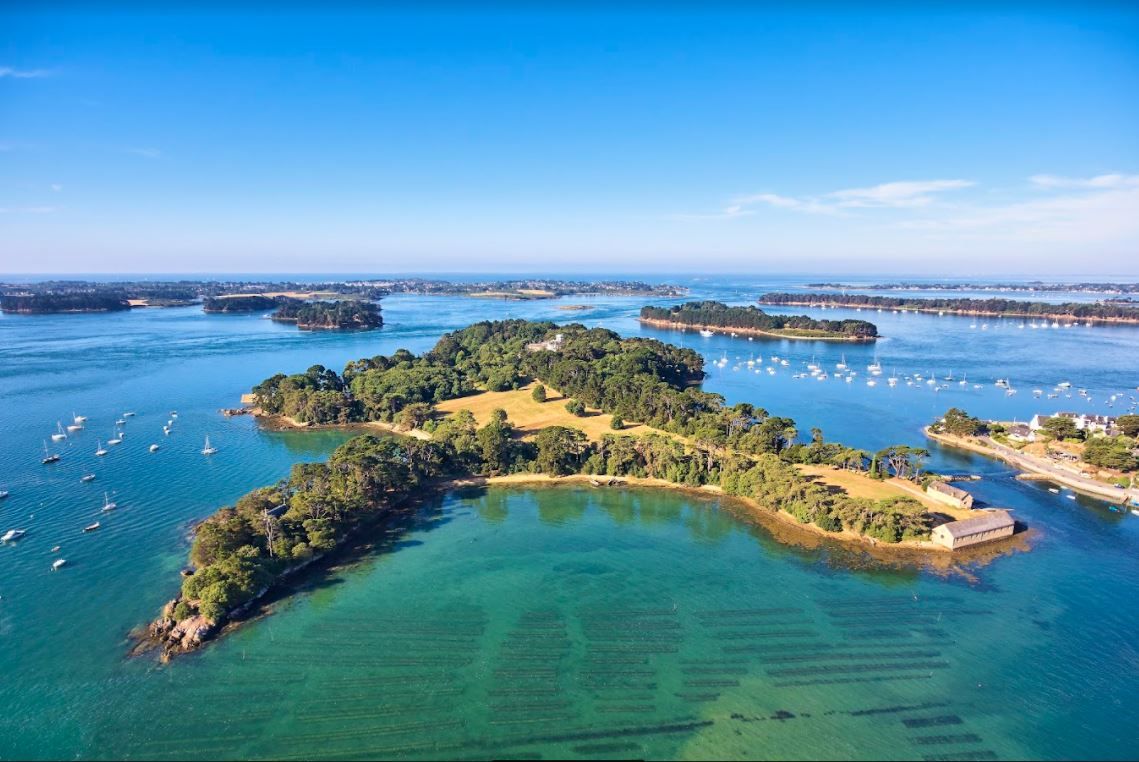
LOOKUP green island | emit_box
[201,295,282,312]
[0,292,132,314]
[807,280,1139,295]
[927,407,1138,503]
[758,292,1139,323]
[143,320,1002,658]
[269,300,383,330]
[640,300,879,340]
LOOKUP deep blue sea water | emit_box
[1,275,1138,759]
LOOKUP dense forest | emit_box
[806,281,1139,295]
[202,295,282,312]
[270,300,383,330]
[759,293,1139,322]
[0,292,132,313]
[641,300,879,339]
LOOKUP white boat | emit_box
[83,521,101,533]
[95,441,108,457]
[780,359,789,366]
[107,435,123,446]
[123,411,136,417]
[149,444,160,452]
[42,441,61,464]
[699,329,714,338]
[67,422,84,432]
[866,378,878,387]
[835,354,847,370]
[1057,381,1072,389]
[202,436,218,455]
[101,492,117,512]
[52,559,67,571]
[1048,488,1060,494]
[73,412,87,424]
[163,427,170,436]
[81,473,96,482]
[958,372,968,387]
[52,422,68,442]
[115,418,126,426]
[170,412,178,418]
[2,529,26,542]
[0,490,8,499]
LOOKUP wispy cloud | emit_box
[689,178,972,220]
[0,206,59,214]
[1029,173,1139,190]
[826,179,974,208]
[125,147,162,159]
[0,66,51,79]
[50,183,63,192]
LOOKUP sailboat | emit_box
[2,529,26,543]
[72,412,87,424]
[52,559,67,571]
[42,441,61,464]
[51,422,68,442]
[101,492,117,512]
[958,372,968,387]
[835,353,847,370]
[202,436,218,455]
[888,369,898,387]
[67,420,84,433]
[95,440,108,457]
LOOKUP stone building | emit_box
[926,480,975,509]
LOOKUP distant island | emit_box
[0,292,131,314]
[140,319,1004,659]
[640,300,879,341]
[1,277,686,315]
[807,281,1139,295]
[270,300,383,330]
[759,292,1139,324]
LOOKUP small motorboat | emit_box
[698,329,714,337]
[1067,494,1077,501]
[115,418,126,426]
[51,545,60,553]
[1048,488,1060,494]
[149,444,160,452]
[123,411,136,417]
[81,473,96,482]
[2,529,27,543]
[0,490,8,500]
[52,559,67,571]
[83,521,101,532]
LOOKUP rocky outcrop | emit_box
[145,598,217,661]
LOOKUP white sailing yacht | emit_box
[101,492,117,512]
[835,354,847,370]
[95,440,108,457]
[52,421,68,441]
[202,436,218,455]
[42,441,61,464]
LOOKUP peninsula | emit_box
[807,281,1139,295]
[0,292,131,314]
[640,300,878,340]
[758,292,1139,324]
[142,320,1009,659]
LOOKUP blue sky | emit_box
[2,6,1138,275]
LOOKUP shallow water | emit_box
[1,276,1138,759]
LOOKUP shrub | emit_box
[610,415,624,430]
[531,384,547,403]
[565,399,586,417]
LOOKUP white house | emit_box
[1029,412,1117,437]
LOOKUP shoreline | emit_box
[924,428,1136,504]
[479,472,951,553]
[638,317,877,342]
[759,299,1139,325]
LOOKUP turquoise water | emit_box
[2,278,1138,759]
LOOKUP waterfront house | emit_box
[931,511,1015,550]
[926,480,975,509]
[1030,412,1118,436]
[1006,423,1032,443]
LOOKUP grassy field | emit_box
[435,383,961,517]
[434,383,659,441]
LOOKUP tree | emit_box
[940,407,986,437]
[875,446,930,480]
[565,399,586,417]
[610,415,624,431]
[1117,415,1139,438]
[534,426,588,475]
[398,402,432,431]
[476,420,514,474]
[531,384,547,403]
[1042,416,1081,441]
[490,407,508,425]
